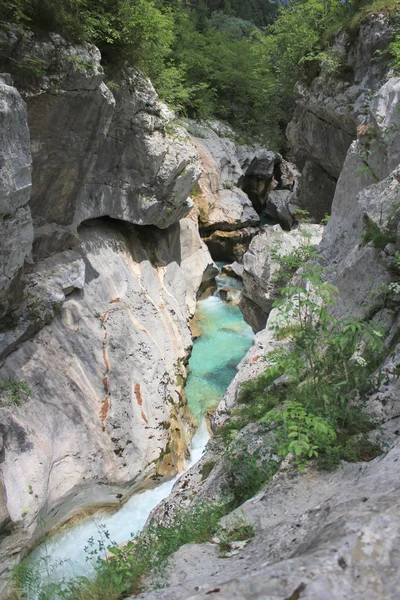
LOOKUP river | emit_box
[26,266,253,590]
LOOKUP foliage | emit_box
[218,261,385,474]
[223,440,278,506]
[362,206,399,249]
[201,459,216,480]
[263,402,336,471]
[269,229,320,288]
[0,378,32,407]
[3,0,386,146]
[10,502,248,599]
[218,514,255,554]
[0,0,175,79]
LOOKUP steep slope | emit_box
[133,15,400,600]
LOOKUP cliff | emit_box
[0,31,216,587]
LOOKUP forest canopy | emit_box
[0,0,398,148]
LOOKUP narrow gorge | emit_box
[1,3,400,600]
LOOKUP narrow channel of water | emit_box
[27,267,253,588]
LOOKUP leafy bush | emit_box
[224,441,278,506]
[0,378,32,407]
[218,261,385,474]
[263,401,336,471]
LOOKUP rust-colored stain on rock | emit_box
[134,383,143,406]
[100,397,110,432]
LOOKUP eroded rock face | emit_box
[286,15,396,221]
[240,224,323,332]
[1,32,200,261]
[191,134,259,233]
[80,71,200,233]
[0,216,215,581]
[0,75,33,318]
[0,33,214,590]
[321,148,400,319]
[138,441,400,600]
[201,226,260,262]
[189,122,300,257]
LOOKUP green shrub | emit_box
[218,514,255,555]
[0,378,32,407]
[201,459,216,480]
[224,441,278,507]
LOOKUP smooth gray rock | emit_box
[8,34,200,260]
[202,226,260,262]
[192,136,259,232]
[295,159,337,222]
[265,189,297,230]
[80,70,200,232]
[0,76,33,317]
[240,224,323,332]
[322,150,399,318]
[0,216,215,581]
[20,38,115,258]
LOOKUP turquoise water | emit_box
[27,286,253,589]
[186,296,253,421]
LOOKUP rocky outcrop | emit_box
[286,14,397,221]
[240,224,323,331]
[0,75,33,319]
[190,127,259,233]
[0,31,200,261]
[189,122,300,259]
[0,31,218,590]
[201,226,259,262]
[0,214,217,583]
[138,437,400,600]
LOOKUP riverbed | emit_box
[27,270,253,589]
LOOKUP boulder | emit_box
[295,160,337,222]
[202,227,259,262]
[240,224,324,332]
[264,189,298,230]
[80,70,200,232]
[178,212,218,315]
[3,32,200,260]
[192,136,259,232]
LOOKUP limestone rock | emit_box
[14,36,116,259]
[221,262,244,279]
[5,33,200,259]
[178,212,218,315]
[286,15,396,221]
[321,149,400,319]
[264,189,298,230]
[192,135,259,232]
[0,216,214,578]
[0,76,33,317]
[240,224,323,331]
[136,360,400,600]
[202,227,259,262]
[80,70,200,232]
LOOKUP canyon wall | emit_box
[0,31,217,588]
[135,15,400,600]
